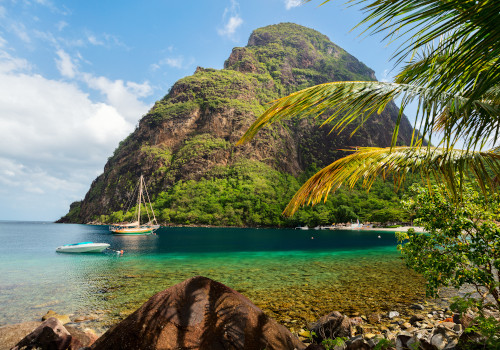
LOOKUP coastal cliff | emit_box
[58,23,414,226]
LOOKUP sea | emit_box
[0,221,425,332]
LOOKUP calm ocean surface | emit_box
[0,221,425,331]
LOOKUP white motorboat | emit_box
[56,242,110,253]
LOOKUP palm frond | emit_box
[236,80,499,151]
[314,0,500,102]
[283,146,500,216]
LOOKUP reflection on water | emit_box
[0,223,425,331]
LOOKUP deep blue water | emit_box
[0,221,419,328]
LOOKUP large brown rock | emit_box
[91,276,306,350]
[12,317,72,350]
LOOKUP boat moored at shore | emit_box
[56,242,110,253]
[109,175,160,236]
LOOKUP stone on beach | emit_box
[308,311,352,341]
[388,311,399,319]
[11,317,72,350]
[91,275,306,350]
[1,320,97,350]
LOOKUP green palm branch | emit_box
[236,80,499,150]
[282,147,500,216]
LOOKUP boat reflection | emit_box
[110,233,159,254]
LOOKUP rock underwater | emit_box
[90,276,306,350]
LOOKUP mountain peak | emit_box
[225,22,375,83]
[247,23,331,49]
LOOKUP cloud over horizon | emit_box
[0,47,152,220]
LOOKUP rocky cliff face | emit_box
[59,23,413,225]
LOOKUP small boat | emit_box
[56,242,110,253]
[109,175,160,236]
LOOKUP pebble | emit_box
[368,313,381,324]
[401,322,412,330]
[298,329,311,338]
[388,311,399,319]
[410,304,425,310]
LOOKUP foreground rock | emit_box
[309,311,352,341]
[1,319,98,350]
[12,317,72,350]
[91,276,306,350]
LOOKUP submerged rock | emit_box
[91,276,305,350]
[42,310,71,325]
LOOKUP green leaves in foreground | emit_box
[282,146,500,216]
[396,184,500,308]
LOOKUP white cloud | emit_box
[56,21,68,31]
[55,49,76,78]
[87,34,104,46]
[379,69,393,82]
[0,51,31,73]
[0,50,152,220]
[218,0,243,39]
[218,16,243,37]
[151,56,194,71]
[284,0,303,10]
[86,32,127,49]
[81,74,152,122]
[0,5,6,18]
[163,57,183,69]
[11,22,31,43]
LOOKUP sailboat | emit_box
[109,175,160,235]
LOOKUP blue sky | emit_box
[0,0,407,221]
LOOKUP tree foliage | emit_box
[100,161,411,227]
[396,184,500,308]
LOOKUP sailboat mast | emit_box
[137,175,143,225]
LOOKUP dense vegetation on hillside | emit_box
[94,161,411,227]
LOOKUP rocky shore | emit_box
[1,276,496,350]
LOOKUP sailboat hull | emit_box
[110,225,159,235]
[111,228,154,235]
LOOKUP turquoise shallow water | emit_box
[0,222,425,331]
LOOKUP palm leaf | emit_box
[315,0,500,102]
[282,146,500,216]
[236,81,498,150]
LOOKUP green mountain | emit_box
[58,23,414,227]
